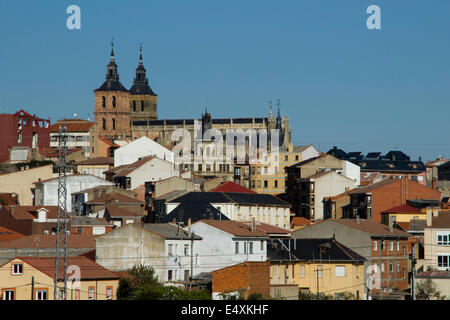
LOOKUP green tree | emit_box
[416,278,441,300]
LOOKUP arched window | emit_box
[112,96,116,108]
[102,96,106,108]
[102,119,106,130]
[112,118,116,130]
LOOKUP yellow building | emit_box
[249,144,320,195]
[269,238,366,299]
[380,203,441,226]
[0,256,119,300]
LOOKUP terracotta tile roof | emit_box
[381,204,421,214]
[105,156,156,177]
[76,157,114,165]
[98,136,120,148]
[426,212,450,229]
[396,222,410,232]
[290,217,311,227]
[17,256,119,280]
[334,219,411,237]
[240,221,290,235]
[86,193,143,204]
[0,193,19,205]
[0,226,26,242]
[49,121,95,133]
[0,234,96,249]
[425,158,448,168]
[11,206,60,220]
[209,181,256,193]
[143,223,202,240]
[196,220,269,237]
[347,179,398,194]
[105,205,142,217]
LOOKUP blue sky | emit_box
[0,0,449,162]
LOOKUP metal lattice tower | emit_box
[54,123,68,300]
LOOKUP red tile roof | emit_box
[98,136,120,148]
[333,219,411,237]
[195,220,269,237]
[0,234,96,249]
[381,204,421,214]
[86,193,143,204]
[11,206,60,220]
[106,205,142,217]
[210,181,256,193]
[290,217,311,227]
[0,193,19,205]
[240,221,290,235]
[17,256,119,280]
[0,226,26,242]
[76,157,114,165]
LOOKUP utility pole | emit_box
[379,237,383,300]
[190,231,194,292]
[54,123,68,300]
[410,244,416,300]
[31,276,34,300]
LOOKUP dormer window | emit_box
[12,263,23,275]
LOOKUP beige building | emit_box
[0,256,119,300]
[423,211,450,271]
[76,157,114,178]
[50,119,99,159]
[0,164,53,205]
[249,144,320,195]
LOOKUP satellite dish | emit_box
[74,113,78,118]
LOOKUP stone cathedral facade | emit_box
[93,45,292,151]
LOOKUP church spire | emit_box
[106,39,119,81]
[129,44,157,96]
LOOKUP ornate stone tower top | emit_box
[129,45,157,96]
[95,41,128,92]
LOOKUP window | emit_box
[112,96,116,108]
[335,265,346,277]
[244,242,247,254]
[389,263,393,272]
[112,118,116,130]
[184,244,189,256]
[249,242,254,254]
[380,240,384,250]
[251,180,255,189]
[168,270,173,281]
[168,244,173,256]
[437,233,450,246]
[284,155,288,161]
[274,180,278,188]
[264,167,268,174]
[374,240,378,251]
[12,263,23,275]
[261,240,264,251]
[381,263,385,273]
[235,242,239,254]
[437,254,450,269]
[36,289,48,300]
[390,241,394,251]
[257,180,261,188]
[184,270,190,281]
[106,287,112,300]
[299,265,305,278]
[102,96,106,108]
[397,241,400,251]
[2,289,15,300]
[102,118,106,130]
[141,101,144,112]
[264,181,268,188]
[133,100,136,112]
[85,287,95,300]
[295,155,299,161]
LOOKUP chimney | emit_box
[188,218,192,237]
[426,208,433,227]
[432,208,439,217]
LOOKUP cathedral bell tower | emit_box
[129,45,158,125]
[94,41,130,138]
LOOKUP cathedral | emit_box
[93,44,292,150]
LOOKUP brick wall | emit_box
[212,261,270,299]
[372,179,441,223]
